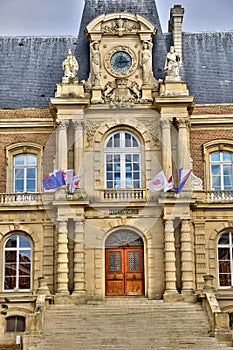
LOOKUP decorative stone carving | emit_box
[164,46,180,79]
[140,41,153,85]
[101,18,140,36]
[90,41,102,86]
[102,78,141,104]
[62,49,79,82]
[191,172,203,191]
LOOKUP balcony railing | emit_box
[102,188,146,200]
[0,193,41,204]
[206,190,233,202]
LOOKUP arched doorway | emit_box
[105,230,144,296]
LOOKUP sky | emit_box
[0,0,232,36]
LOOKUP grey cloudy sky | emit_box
[0,0,232,36]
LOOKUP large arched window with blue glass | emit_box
[3,235,32,291]
[104,131,141,189]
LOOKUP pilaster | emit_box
[180,219,194,293]
[56,119,69,170]
[160,117,173,179]
[72,219,86,299]
[73,120,84,175]
[56,221,69,295]
[163,219,177,295]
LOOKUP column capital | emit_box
[72,120,85,130]
[176,118,190,128]
[56,119,69,129]
[160,117,173,128]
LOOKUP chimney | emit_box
[168,5,184,63]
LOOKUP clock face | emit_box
[110,51,132,72]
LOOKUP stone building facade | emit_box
[0,0,233,346]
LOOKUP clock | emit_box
[110,51,132,72]
[104,46,137,77]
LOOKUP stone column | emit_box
[164,219,177,293]
[177,118,190,170]
[160,117,173,178]
[180,219,194,293]
[56,221,69,295]
[73,220,86,298]
[73,120,84,175]
[56,119,69,170]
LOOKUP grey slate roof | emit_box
[182,31,233,104]
[0,1,232,108]
[0,37,78,108]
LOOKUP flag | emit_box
[148,170,167,192]
[54,170,66,186]
[164,175,174,192]
[177,168,192,193]
[42,173,60,190]
[62,169,74,184]
[69,174,83,194]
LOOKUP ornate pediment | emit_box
[85,13,156,39]
[101,18,140,36]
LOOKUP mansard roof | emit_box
[0,0,232,108]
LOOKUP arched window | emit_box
[6,316,25,332]
[4,235,32,291]
[14,154,37,193]
[210,151,233,191]
[104,131,141,189]
[218,232,233,287]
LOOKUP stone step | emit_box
[27,300,232,350]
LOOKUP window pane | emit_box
[26,154,37,165]
[114,133,120,147]
[19,263,31,276]
[211,165,220,175]
[5,236,17,248]
[27,168,36,179]
[19,251,31,262]
[219,274,231,287]
[26,180,36,192]
[5,251,16,263]
[14,155,24,165]
[5,264,17,276]
[210,152,220,161]
[132,136,139,147]
[223,165,232,176]
[19,236,31,248]
[218,247,230,260]
[4,276,16,290]
[19,277,30,289]
[223,152,232,161]
[219,233,230,245]
[219,260,231,273]
[15,180,24,192]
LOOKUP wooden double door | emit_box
[105,246,144,296]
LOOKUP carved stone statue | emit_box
[164,46,180,78]
[62,49,79,79]
[140,41,153,85]
[90,41,102,86]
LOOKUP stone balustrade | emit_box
[102,188,146,200]
[0,192,41,204]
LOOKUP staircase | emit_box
[28,298,232,350]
